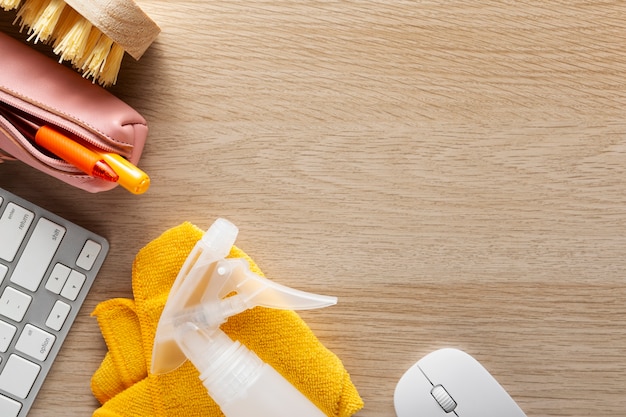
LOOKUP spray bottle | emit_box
[151,218,337,417]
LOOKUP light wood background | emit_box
[2,1,626,416]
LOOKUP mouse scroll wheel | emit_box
[431,385,457,413]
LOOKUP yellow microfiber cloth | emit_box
[91,222,364,417]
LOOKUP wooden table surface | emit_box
[2,1,626,416]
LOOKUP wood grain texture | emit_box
[2,1,626,415]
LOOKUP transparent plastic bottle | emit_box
[152,218,336,417]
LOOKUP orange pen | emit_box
[34,125,119,182]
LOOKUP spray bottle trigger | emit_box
[203,258,337,312]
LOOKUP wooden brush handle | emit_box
[64,0,160,59]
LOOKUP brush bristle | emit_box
[7,0,124,86]
[26,0,65,43]
[1,0,21,11]
[78,33,124,87]
[52,8,89,60]
[13,0,46,31]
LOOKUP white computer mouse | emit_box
[394,348,527,417]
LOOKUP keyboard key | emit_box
[46,301,71,331]
[10,218,66,292]
[0,203,35,262]
[16,324,56,362]
[0,287,32,322]
[60,270,86,301]
[0,354,41,399]
[76,239,102,270]
[45,263,71,294]
[0,320,17,352]
[0,394,22,417]
[0,264,7,283]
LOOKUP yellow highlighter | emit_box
[89,148,150,194]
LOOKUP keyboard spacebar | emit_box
[11,218,66,292]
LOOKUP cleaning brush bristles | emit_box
[1,0,160,87]
[0,0,20,11]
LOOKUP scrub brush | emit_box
[0,0,160,87]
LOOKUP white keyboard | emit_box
[0,187,109,417]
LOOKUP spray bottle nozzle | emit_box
[151,218,338,375]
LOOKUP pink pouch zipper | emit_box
[0,32,148,193]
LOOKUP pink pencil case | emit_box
[0,31,148,193]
